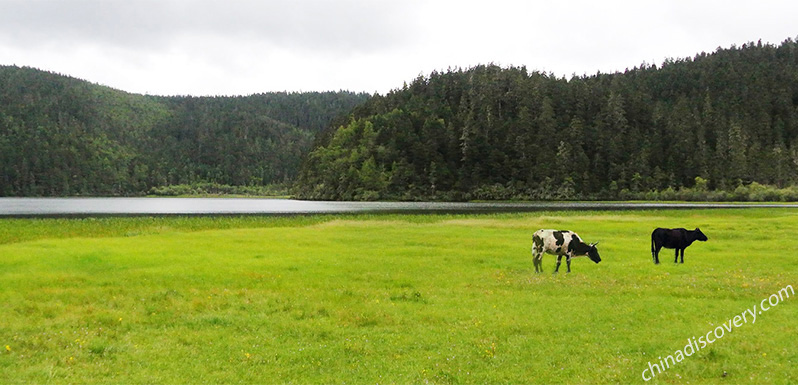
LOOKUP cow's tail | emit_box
[651,232,657,261]
[651,231,659,263]
[650,234,654,254]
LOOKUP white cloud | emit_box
[1,0,796,95]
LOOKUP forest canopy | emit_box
[4,38,798,201]
[0,66,368,196]
[295,38,798,201]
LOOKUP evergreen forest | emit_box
[296,39,798,201]
[5,39,798,201]
[0,65,368,196]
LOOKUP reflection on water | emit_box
[0,197,795,216]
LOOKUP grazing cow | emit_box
[651,227,708,264]
[532,229,601,273]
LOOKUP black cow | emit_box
[651,227,708,264]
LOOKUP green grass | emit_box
[1,210,796,384]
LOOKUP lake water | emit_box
[1,197,796,217]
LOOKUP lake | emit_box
[1,197,797,217]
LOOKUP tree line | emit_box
[0,65,369,196]
[295,38,798,201]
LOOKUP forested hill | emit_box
[0,65,369,196]
[296,39,798,201]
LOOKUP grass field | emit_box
[1,209,796,384]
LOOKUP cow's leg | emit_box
[537,253,544,273]
[565,253,572,273]
[554,255,562,274]
[674,249,679,263]
[532,247,544,273]
[680,249,685,264]
[653,245,661,264]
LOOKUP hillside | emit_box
[295,38,798,201]
[0,66,369,196]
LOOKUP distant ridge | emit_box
[0,65,369,196]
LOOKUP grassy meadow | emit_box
[1,209,796,384]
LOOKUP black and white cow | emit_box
[651,227,708,264]
[532,229,601,273]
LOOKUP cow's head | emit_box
[694,228,708,241]
[587,242,601,263]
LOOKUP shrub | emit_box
[149,183,289,197]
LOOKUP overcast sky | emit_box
[1,0,796,96]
